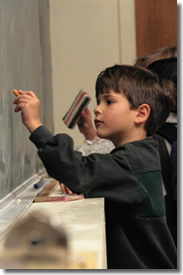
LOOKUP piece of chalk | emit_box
[34,178,44,189]
[13,89,20,96]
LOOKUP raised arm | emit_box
[13,90,42,133]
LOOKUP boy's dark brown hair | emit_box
[95,64,176,136]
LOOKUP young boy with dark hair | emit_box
[13,65,177,269]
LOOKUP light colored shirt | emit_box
[74,137,115,156]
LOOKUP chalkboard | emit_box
[0,0,53,199]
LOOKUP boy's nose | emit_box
[94,105,101,115]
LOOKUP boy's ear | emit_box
[134,104,151,124]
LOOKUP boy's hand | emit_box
[13,90,42,133]
[60,183,75,195]
[77,107,97,141]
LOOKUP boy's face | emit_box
[94,90,138,147]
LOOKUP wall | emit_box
[135,0,177,57]
[0,0,52,199]
[49,0,136,145]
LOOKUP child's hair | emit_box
[147,57,177,113]
[95,64,176,136]
[134,45,177,68]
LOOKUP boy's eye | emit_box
[107,99,113,105]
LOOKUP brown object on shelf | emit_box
[34,180,58,202]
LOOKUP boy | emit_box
[13,65,177,269]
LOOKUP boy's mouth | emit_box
[94,119,103,127]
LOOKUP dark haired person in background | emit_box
[148,57,177,247]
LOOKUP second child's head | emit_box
[95,65,176,141]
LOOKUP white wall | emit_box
[50,0,136,145]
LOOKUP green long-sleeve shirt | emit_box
[30,125,177,269]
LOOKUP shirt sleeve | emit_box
[30,126,139,207]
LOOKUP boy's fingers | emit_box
[13,94,40,106]
[17,90,37,99]
[66,187,74,194]
[60,183,67,193]
[84,107,89,112]
[13,93,27,104]
[60,183,74,194]
[14,105,21,112]
[13,97,30,105]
